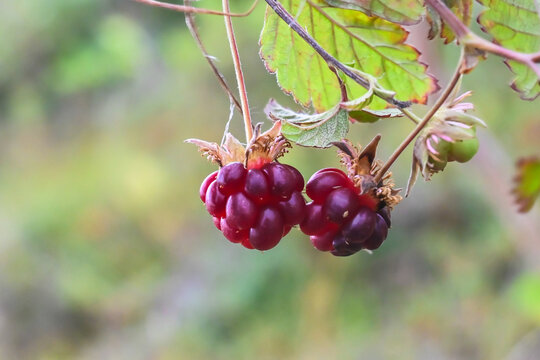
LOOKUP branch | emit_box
[263,0,410,109]
[223,0,253,142]
[134,0,259,17]
[425,0,540,80]
[374,50,465,183]
[184,0,243,113]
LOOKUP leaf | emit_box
[349,108,403,122]
[513,157,540,212]
[265,99,349,148]
[478,0,540,100]
[427,0,473,43]
[323,0,425,25]
[259,0,439,112]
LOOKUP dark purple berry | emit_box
[341,207,376,244]
[205,181,227,217]
[225,192,258,230]
[363,214,389,250]
[377,206,391,228]
[244,169,270,202]
[200,171,218,202]
[277,191,306,226]
[249,206,285,250]
[324,187,360,224]
[331,235,360,257]
[217,162,246,194]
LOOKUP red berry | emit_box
[200,171,218,202]
[324,187,360,224]
[300,202,335,236]
[277,191,306,226]
[201,161,306,251]
[205,181,227,217]
[310,230,336,252]
[249,206,284,250]
[244,169,270,203]
[306,170,350,203]
[217,162,246,194]
[301,168,392,256]
[220,218,248,243]
[225,192,258,229]
[263,163,296,200]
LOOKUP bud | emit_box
[407,90,486,196]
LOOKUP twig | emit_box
[374,50,465,183]
[425,0,540,80]
[184,0,243,113]
[223,0,253,142]
[264,0,410,109]
[134,0,259,17]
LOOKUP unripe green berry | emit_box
[448,138,479,163]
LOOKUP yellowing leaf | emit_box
[260,0,439,112]
[513,157,540,212]
[324,0,424,25]
[478,0,540,100]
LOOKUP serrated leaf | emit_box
[427,0,473,43]
[478,0,540,99]
[513,157,540,212]
[265,99,349,147]
[323,0,424,25]
[260,0,439,113]
[349,108,403,122]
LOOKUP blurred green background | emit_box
[1,1,540,359]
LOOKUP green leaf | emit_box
[427,0,473,43]
[478,0,540,100]
[323,0,424,25]
[260,0,439,112]
[349,108,403,122]
[265,99,349,147]
[513,157,540,212]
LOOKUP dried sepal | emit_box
[333,135,402,209]
[187,122,291,169]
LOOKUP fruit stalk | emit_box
[222,0,253,142]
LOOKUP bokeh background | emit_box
[1,1,540,359]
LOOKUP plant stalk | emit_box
[222,0,253,142]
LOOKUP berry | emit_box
[448,138,479,163]
[301,168,392,256]
[201,161,306,251]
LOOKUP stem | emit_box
[264,0,410,109]
[222,0,253,142]
[374,50,465,183]
[400,108,420,124]
[184,0,243,113]
[134,0,259,17]
[425,0,540,79]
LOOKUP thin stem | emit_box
[264,0,410,109]
[184,0,243,113]
[223,0,253,142]
[374,50,465,183]
[400,108,420,124]
[425,0,540,79]
[134,0,259,17]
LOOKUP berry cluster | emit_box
[300,169,391,256]
[200,162,306,250]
